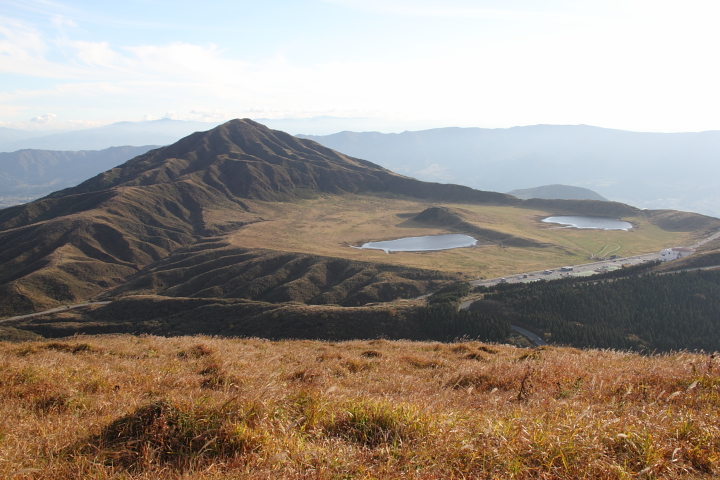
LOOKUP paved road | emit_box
[0,301,112,324]
[458,298,478,310]
[458,297,547,346]
[470,251,660,288]
[661,264,720,275]
[690,230,720,249]
[511,325,547,346]
[460,228,720,346]
[470,227,720,289]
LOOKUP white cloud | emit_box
[0,117,103,131]
[188,109,228,122]
[30,112,56,123]
[1,2,720,132]
[68,40,117,66]
[159,110,226,122]
[51,15,76,28]
[0,16,45,57]
[321,0,594,21]
[162,110,229,122]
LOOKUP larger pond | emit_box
[354,234,478,253]
[542,216,633,231]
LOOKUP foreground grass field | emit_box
[2,335,718,479]
[232,195,709,279]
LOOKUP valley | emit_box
[0,119,718,351]
[222,194,715,279]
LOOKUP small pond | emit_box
[354,234,478,253]
[542,216,632,231]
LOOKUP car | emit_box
[544,269,553,274]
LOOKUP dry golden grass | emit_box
[1,336,719,479]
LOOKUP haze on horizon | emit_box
[1,0,720,134]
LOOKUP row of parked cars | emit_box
[497,265,582,285]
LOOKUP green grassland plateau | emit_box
[225,195,716,280]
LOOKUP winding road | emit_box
[458,297,548,346]
[0,301,111,324]
[510,325,547,346]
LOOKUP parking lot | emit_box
[470,252,661,287]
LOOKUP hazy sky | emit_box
[1,0,719,132]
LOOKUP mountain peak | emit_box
[49,118,391,200]
[507,184,609,201]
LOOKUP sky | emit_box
[1,0,719,133]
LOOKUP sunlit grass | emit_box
[1,335,718,478]
[229,195,704,279]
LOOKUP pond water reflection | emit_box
[354,234,478,253]
[542,216,632,231]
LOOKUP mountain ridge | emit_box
[299,125,720,217]
[0,119,716,318]
[0,119,516,315]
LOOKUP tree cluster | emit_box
[416,303,510,343]
[484,270,720,352]
[427,282,472,305]
[414,282,510,342]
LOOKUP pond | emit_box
[542,216,633,231]
[353,234,478,253]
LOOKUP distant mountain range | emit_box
[0,119,220,152]
[5,118,701,318]
[0,145,159,207]
[0,127,64,145]
[1,118,718,351]
[252,116,435,135]
[4,121,719,218]
[507,184,608,201]
[299,125,720,218]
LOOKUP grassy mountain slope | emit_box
[112,239,453,306]
[0,182,255,315]
[0,118,717,318]
[4,296,423,340]
[51,119,515,205]
[0,120,515,316]
[407,206,547,247]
